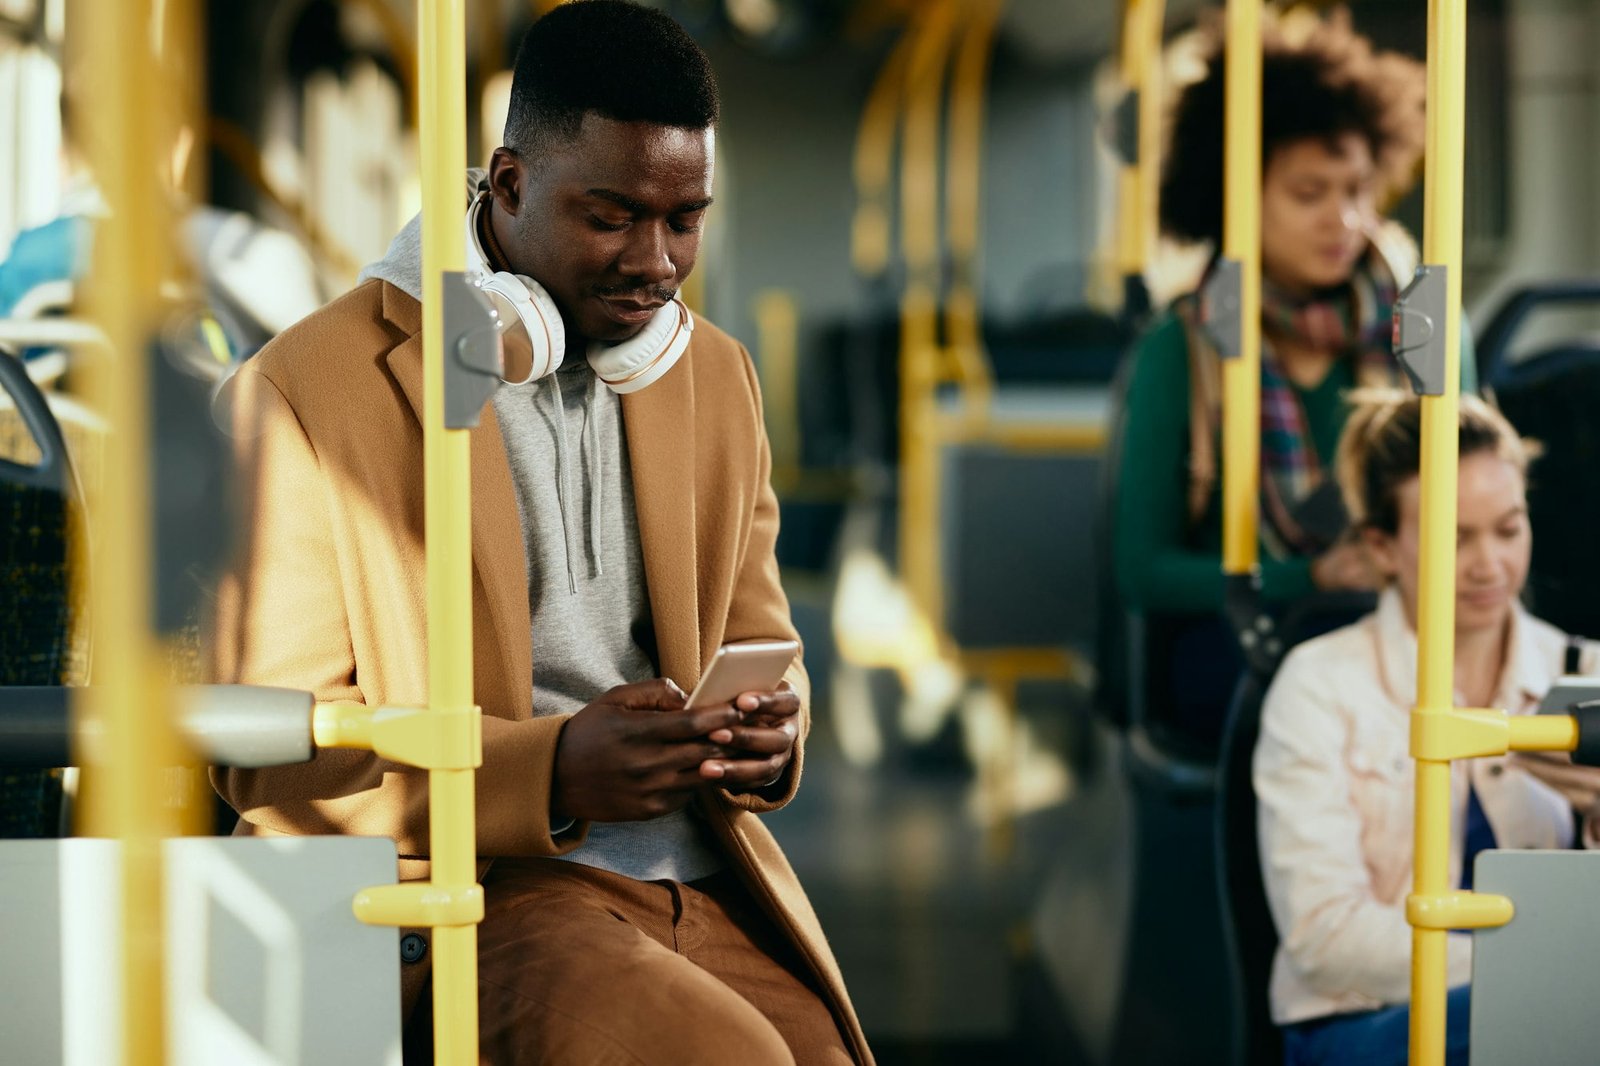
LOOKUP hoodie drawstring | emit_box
[544,373,580,594]
[541,369,606,595]
[585,371,605,578]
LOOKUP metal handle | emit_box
[0,350,70,494]
[1476,280,1600,382]
[0,685,315,768]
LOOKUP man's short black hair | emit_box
[504,0,720,158]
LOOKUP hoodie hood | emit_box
[357,168,489,303]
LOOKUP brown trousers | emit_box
[402,858,855,1066]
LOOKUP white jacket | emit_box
[1253,587,1589,1025]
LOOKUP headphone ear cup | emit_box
[588,300,694,394]
[478,272,566,383]
[466,193,566,384]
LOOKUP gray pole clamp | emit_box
[443,271,503,428]
[1200,257,1244,358]
[1110,89,1140,167]
[1393,264,1449,397]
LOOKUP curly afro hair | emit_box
[504,1,719,158]
[1159,8,1426,247]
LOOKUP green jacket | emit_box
[1112,311,1477,614]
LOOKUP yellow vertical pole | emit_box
[1136,1,1163,283]
[943,0,1003,397]
[1409,0,1469,1060]
[851,30,912,280]
[1115,0,1165,293]
[76,1,188,1063]
[1220,0,1262,577]
[418,0,481,1060]
[754,290,802,476]
[899,0,961,625]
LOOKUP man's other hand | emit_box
[552,678,742,822]
[700,682,800,792]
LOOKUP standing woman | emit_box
[1111,10,1474,737]
[1254,390,1600,1065]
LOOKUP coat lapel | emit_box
[622,357,701,689]
[380,283,532,719]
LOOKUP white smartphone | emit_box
[685,640,800,710]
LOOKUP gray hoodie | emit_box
[359,172,722,882]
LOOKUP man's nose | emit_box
[617,223,675,285]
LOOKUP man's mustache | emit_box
[593,284,678,303]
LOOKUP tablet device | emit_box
[685,640,799,710]
[1537,675,1600,715]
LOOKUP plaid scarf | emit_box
[1178,245,1406,559]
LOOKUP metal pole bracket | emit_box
[1110,89,1140,166]
[1200,257,1244,358]
[1394,264,1450,396]
[443,271,502,428]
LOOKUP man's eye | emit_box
[670,218,703,235]
[589,215,628,232]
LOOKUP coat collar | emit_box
[379,282,532,715]
[377,280,703,696]
[621,358,701,687]
[1373,584,1543,712]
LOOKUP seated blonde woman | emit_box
[1253,390,1600,1066]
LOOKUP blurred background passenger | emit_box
[1112,10,1472,741]
[1254,389,1600,1066]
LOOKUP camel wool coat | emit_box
[209,278,869,1063]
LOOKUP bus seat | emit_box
[1475,280,1600,636]
[1491,340,1600,638]
[1215,668,1279,1066]
[1470,850,1600,1065]
[1213,592,1374,1066]
[0,349,77,838]
[0,835,402,1065]
[938,383,1110,652]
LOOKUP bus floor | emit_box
[767,685,1237,1066]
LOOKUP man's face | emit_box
[489,114,714,344]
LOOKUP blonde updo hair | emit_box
[1335,389,1539,534]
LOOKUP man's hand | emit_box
[552,678,742,822]
[700,681,800,793]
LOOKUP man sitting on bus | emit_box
[209,3,867,1063]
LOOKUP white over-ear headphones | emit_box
[464,193,693,394]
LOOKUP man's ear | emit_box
[1360,525,1399,580]
[488,147,524,217]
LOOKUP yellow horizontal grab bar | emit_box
[1407,890,1513,931]
[313,701,374,750]
[1507,714,1580,753]
[353,881,485,928]
[312,702,483,770]
[1412,707,1585,760]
